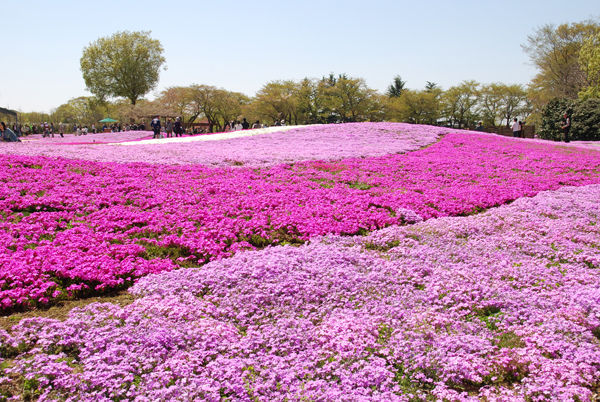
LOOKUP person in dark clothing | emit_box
[475,122,484,132]
[241,118,250,130]
[174,117,183,137]
[151,116,161,139]
[561,113,571,143]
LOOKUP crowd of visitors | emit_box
[0,116,279,142]
[0,122,21,142]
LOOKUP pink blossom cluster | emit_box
[0,131,600,309]
[2,184,600,400]
[6,123,442,166]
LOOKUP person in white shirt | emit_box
[234,121,243,131]
[511,118,521,138]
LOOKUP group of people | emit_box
[510,118,527,138]
[150,116,184,139]
[148,116,283,139]
[0,122,22,142]
[221,118,285,132]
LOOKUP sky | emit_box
[1,0,599,113]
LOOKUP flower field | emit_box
[1,123,600,401]
[6,123,440,166]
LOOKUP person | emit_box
[475,122,484,132]
[252,120,261,129]
[0,122,22,142]
[75,126,82,136]
[511,118,521,138]
[241,118,250,130]
[561,113,571,143]
[92,123,96,134]
[59,122,65,138]
[151,116,161,139]
[174,117,183,137]
[234,120,243,131]
[50,122,55,138]
[166,118,173,138]
[223,121,231,132]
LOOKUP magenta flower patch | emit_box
[0,128,599,310]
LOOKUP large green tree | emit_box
[80,31,166,105]
[441,80,481,128]
[579,32,600,100]
[522,20,600,101]
[254,80,300,124]
[389,89,441,125]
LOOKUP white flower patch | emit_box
[110,125,309,146]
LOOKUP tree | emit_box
[213,90,250,129]
[188,85,220,127]
[328,76,380,122]
[296,78,321,124]
[579,32,600,100]
[155,86,193,121]
[441,80,481,128]
[522,21,600,101]
[425,82,439,92]
[499,84,528,127]
[254,80,300,124]
[479,83,506,126]
[387,75,406,98]
[389,89,441,125]
[80,31,166,105]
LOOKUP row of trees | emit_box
[4,76,532,131]
[4,23,598,135]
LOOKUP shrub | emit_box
[572,98,600,141]
[537,98,575,141]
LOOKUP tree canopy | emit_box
[522,20,600,101]
[579,32,600,100]
[387,76,406,98]
[80,31,166,105]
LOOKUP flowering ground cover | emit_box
[0,129,600,312]
[5,123,441,166]
[2,184,600,401]
[22,131,154,144]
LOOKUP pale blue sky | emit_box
[1,0,599,112]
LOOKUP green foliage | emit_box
[387,75,406,98]
[441,80,481,128]
[389,89,441,125]
[572,98,600,141]
[579,32,600,100]
[80,31,166,105]
[496,331,526,349]
[522,20,600,100]
[537,97,575,141]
